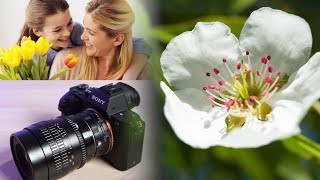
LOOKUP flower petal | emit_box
[160,81,228,148]
[161,22,241,90]
[268,52,320,133]
[161,81,300,148]
[240,7,312,77]
[219,116,300,148]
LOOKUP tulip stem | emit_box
[49,66,69,80]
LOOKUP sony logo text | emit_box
[92,95,105,105]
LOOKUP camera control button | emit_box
[77,84,89,90]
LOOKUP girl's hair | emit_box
[79,0,134,80]
[17,0,69,45]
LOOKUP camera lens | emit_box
[13,143,33,178]
[10,109,113,180]
[114,82,140,108]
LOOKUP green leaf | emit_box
[282,134,320,163]
[19,63,27,80]
[15,73,22,80]
[229,0,256,14]
[28,59,35,69]
[161,132,187,171]
[153,15,247,42]
[211,147,274,180]
[0,73,10,80]
[150,28,176,43]
[276,155,313,180]
[0,65,11,78]
[9,66,16,80]
[31,66,40,80]
[4,67,11,77]
[35,54,41,75]
[0,58,6,75]
[40,66,50,80]
[40,55,47,74]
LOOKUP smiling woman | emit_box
[49,0,153,80]
[0,0,153,80]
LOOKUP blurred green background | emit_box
[150,0,320,179]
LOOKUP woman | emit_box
[18,0,151,78]
[50,0,152,80]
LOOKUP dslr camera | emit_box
[10,82,145,180]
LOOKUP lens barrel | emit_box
[10,109,113,180]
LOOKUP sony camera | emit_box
[10,82,145,180]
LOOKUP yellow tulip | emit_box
[2,45,22,68]
[21,37,36,60]
[21,36,31,44]
[35,37,52,56]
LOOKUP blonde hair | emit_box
[17,0,69,45]
[79,0,134,80]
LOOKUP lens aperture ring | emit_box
[64,118,87,168]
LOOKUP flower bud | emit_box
[35,37,52,56]
[64,54,80,68]
[2,45,22,68]
[21,37,36,60]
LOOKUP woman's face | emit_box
[34,9,73,50]
[81,13,118,57]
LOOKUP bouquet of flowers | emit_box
[0,36,79,80]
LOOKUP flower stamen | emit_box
[202,51,283,132]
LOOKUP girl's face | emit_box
[34,9,73,50]
[81,13,120,57]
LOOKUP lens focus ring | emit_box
[64,118,87,168]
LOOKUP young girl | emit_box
[50,0,152,80]
[18,0,151,78]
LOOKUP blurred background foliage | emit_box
[151,0,320,179]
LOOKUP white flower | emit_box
[160,7,320,148]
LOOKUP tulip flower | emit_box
[21,37,36,60]
[2,45,22,68]
[0,36,71,80]
[35,37,52,56]
[160,7,320,148]
[64,54,80,68]
[49,54,80,80]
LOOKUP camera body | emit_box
[58,83,145,171]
